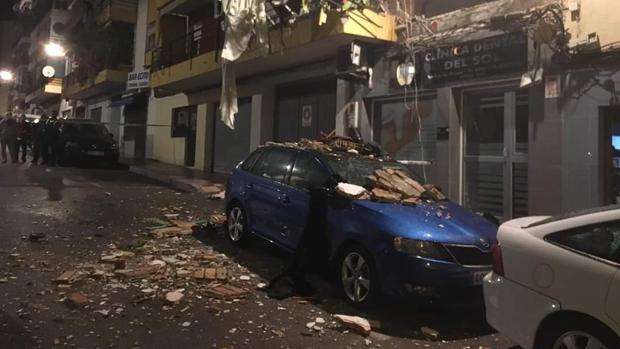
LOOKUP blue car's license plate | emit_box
[472,271,488,285]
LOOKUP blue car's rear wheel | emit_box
[227,204,248,245]
[339,246,377,306]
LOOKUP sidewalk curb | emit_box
[129,165,225,195]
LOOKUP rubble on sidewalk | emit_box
[207,213,226,228]
[165,290,184,304]
[149,226,192,238]
[100,251,135,263]
[333,314,372,336]
[45,209,263,322]
[54,270,81,285]
[28,232,46,242]
[65,292,89,308]
[421,326,440,340]
[205,284,248,300]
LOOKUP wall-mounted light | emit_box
[0,69,14,82]
[44,42,66,57]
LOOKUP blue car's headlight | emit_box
[393,237,452,261]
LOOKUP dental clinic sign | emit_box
[419,32,528,87]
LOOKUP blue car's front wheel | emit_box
[339,246,378,306]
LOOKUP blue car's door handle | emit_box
[246,183,253,189]
[279,195,290,204]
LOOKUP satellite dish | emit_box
[42,65,56,78]
[52,22,66,35]
[396,62,415,86]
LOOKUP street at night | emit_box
[0,164,513,349]
[2,0,620,348]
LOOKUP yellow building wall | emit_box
[150,93,187,166]
[194,103,208,171]
[149,94,211,170]
[565,0,620,49]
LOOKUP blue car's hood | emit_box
[353,200,498,249]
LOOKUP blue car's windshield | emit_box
[323,155,424,187]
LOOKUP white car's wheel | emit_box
[553,330,608,349]
[538,320,620,349]
[227,204,247,245]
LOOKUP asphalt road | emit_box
[0,162,518,349]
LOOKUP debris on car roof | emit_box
[263,134,447,205]
[264,130,383,158]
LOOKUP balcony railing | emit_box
[152,24,219,71]
[64,70,90,89]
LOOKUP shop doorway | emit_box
[276,80,336,142]
[213,98,252,174]
[463,89,529,221]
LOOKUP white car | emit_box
[484,206,620,349]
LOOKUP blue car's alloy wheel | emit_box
[341,252,371,304]
[227,206,245,244]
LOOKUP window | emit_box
[171,106,196,138]
[547,221,620,264]
[251,148,295,183]
[61,123,110,138]
[323,154,422,187]
[290,153,330,190]
[372,97,438,183]
[90,107,102,122]
[241,149,263,171]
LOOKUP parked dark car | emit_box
[58,119,119,166]
[225,145,499,305]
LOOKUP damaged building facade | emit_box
[144,0,620,221]
[344,0,620,220]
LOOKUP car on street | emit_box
[58,119,119,167]
[225,145,499,305]
[484,206,620,349]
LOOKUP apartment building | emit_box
[61,0,145,159]
[144,0,396,174]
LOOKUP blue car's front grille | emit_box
[444,245,492,266]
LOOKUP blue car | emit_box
[225,145,498,305]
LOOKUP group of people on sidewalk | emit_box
[0,112,61,165]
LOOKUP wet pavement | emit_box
[0,162,518,349]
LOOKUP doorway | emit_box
[276,79,336,142]
[185,111,197,167]
[462,89,529,221]
[213,98,252,174]
[172,106,197,167]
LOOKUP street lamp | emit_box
[0,69,14,82]
[44,42,65,57]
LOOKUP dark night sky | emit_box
[0,1,15,21]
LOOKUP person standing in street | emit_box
[32,114,48,164]
[44,113,61,166]
[0,112,18,164]
[16,114,31,162]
